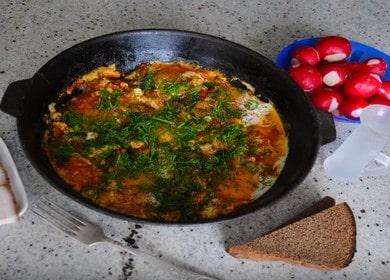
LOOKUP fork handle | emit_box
[104,238,219,280]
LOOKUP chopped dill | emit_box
[97,89,122,111]
[62,111,85,128]
[245,99,260,110]
[211,89,242,120]
[162,80,188,97]
[203,81,215,89]
[140,71,155,91]
[52,143,74,165]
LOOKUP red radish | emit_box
[291,46,320,66]
[343,72,382,98]
[319,64,348,87]
[311,88,343,112]
[339,97,369,119]
[369,96,390,106]
[361,57,388,76]
[377,81,390,100]
[343,62,362,75]
[315,36,352,62]
[288,64,322,92]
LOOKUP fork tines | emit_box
[32,197,86,236]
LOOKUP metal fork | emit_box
[32,197,219,280]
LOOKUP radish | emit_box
[339,97,369,119]
[343,72,382,98]
[291,46,320,66]
[377,81,390,100]
[319,64,348,87]
[311,88,343,112]
[343,62,362,75]
[315,36,352,62]
[288,64,322,92]
[361,57,388,76]
[369,96,390,106]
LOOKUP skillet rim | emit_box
[17,29,321,225]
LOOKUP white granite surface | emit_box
[0,0,389,279]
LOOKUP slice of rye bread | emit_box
[271,196,336,232]
[228,202,356,271]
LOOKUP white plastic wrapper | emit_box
[0,138,28,225]
[0,165,6,185]
[0,186,17,224]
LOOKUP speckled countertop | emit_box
[1,0,390,279]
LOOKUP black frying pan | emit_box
[0,29,335,224]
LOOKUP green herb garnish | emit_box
[161,80,189,97]
[98,89,121,111]
[62,111,85,128]
[52,143,74,165]
[211,89,242,120]
[140,71,155,91]
[245,99,260,110]
[203,81,215,89]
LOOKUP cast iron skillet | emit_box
[0,29,335,224]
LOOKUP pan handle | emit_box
[0,78,32,117]
[316,109,336,145]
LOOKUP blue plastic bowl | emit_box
[276,37,390,124]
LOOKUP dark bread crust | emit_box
[228,201,356,271]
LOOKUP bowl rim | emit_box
[276,37,390,125]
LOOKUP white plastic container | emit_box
[0,137,28,225]
[324,105,390,182]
